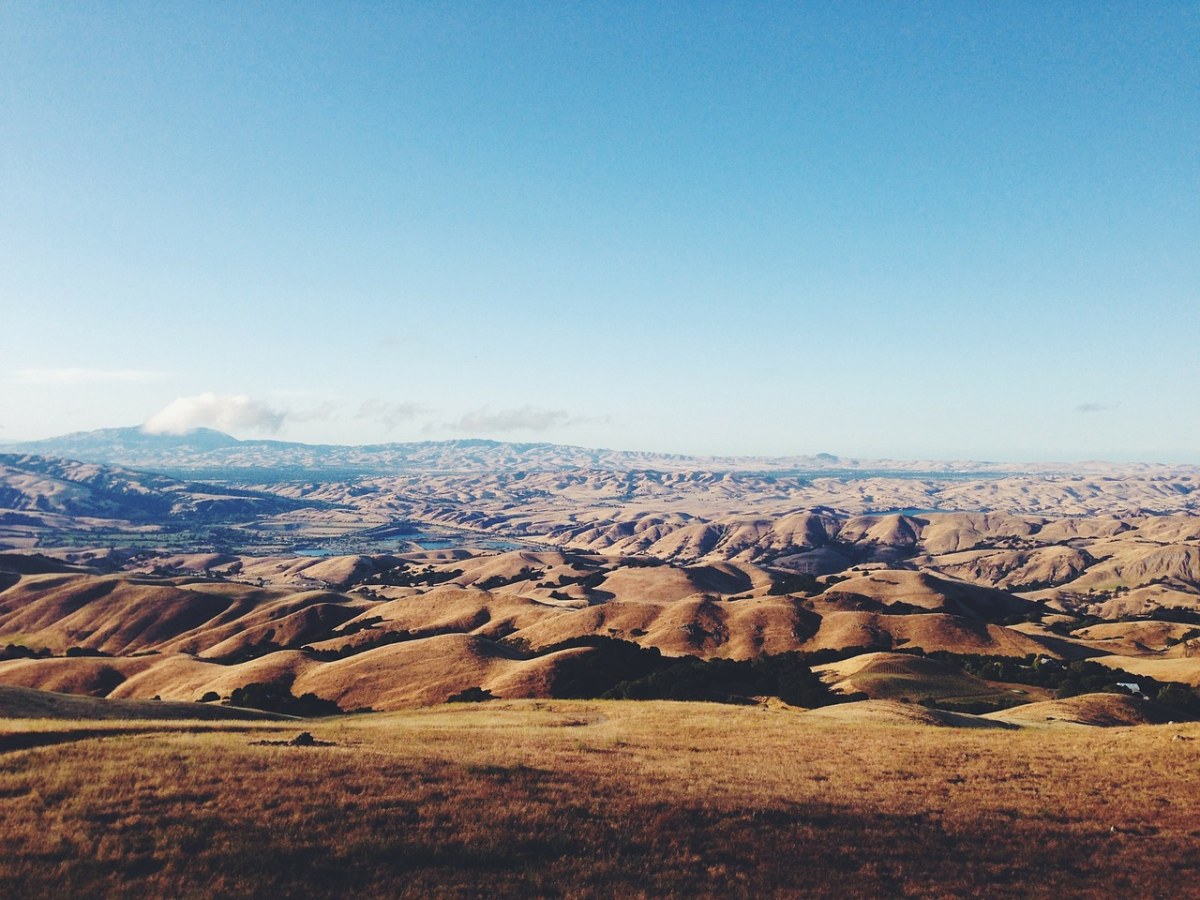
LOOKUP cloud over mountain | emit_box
[143,393,285,436]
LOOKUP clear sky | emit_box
[1,2,1197,462]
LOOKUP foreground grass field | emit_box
[2,700,1200,897]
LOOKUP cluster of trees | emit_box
[478,566,545,591]
[207,639,286,666]
[1149,608,1200,625]
[1165,627,1200,648]
[1,644,52,661]
[0,644,111,661]
[543,637,853,708]
[365,566,464,588]
[300,630,419,662]
[447,687,495,703]
[767,572,824,596]
[532,638,1200,718]
[538,570,607,591]
[921,650,1200,716]
[228,680,343,717]
[1046,608,1200,635]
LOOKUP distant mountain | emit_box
[9,426,241,457]
[0,426,1039,479]
[0,453,305,523]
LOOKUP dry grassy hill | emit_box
[813,652,1046,707]
[985,693,1180,727]
[1,542,1186,718]
[0,684,286,720]
[7,700,1200,896]
[797,698,1009,728]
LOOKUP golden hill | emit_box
[820,569,1032,618]
[0,684,285,720]
[985,693,1179,727]
[0,571,370,656]
[4,699,1200,896]
[292,634,585,709]
[812,651,1043,706]
[0,539,1196,719]
[1089,655,1200,687]
[798,699,1008,728]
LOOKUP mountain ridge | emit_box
[2,426,1187,477]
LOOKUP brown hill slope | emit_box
[0,572,370,656]
[813,652,1023,703]
[985,693,1183,727]
[1089,655,1200,688]
[291,634,586,709]
[799,699,1009,728]
[820,569,1032,619]
[0,684,286,720]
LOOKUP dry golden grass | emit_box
[812,653,1052,711]
[2,700,1199,897]
[1088,654,1200,687]
[0,685,284,722]
[984,693,1179,728]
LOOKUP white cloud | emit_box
[143,393,285,436]
[1075,402,1118,414]
[7,368,168,386]
[442,405,571,433]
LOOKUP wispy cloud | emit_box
[286,401,343,423]
[274,397,427,431]
[356,399,426,431]
[7,368,169,386]
[143,393,285,435]
[1074,402,1118,414]
[439,405,572,434]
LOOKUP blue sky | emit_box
[1,2,1196,461]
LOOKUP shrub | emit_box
[447,687,494,703]
[545,637,670,699]
[229,680,342,717]
[768,571,823,596]
[0,644,51,661]
[543,638,844,708]
[1156,683,1198,712]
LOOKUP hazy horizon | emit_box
[2,4,1196,463]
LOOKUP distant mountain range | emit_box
[0,427,716,476]
[0,427,1190,482]
[0,426,1156,479]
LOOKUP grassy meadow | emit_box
[2,700,1199,897]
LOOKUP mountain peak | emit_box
[3,425,241,456]
[133,426,240,448]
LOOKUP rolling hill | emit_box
[2,544,1190,716]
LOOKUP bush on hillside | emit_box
[229,681,342,717]
[542,637,845,708]
[447,687,494,703]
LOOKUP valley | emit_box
[0,430,1197,715]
